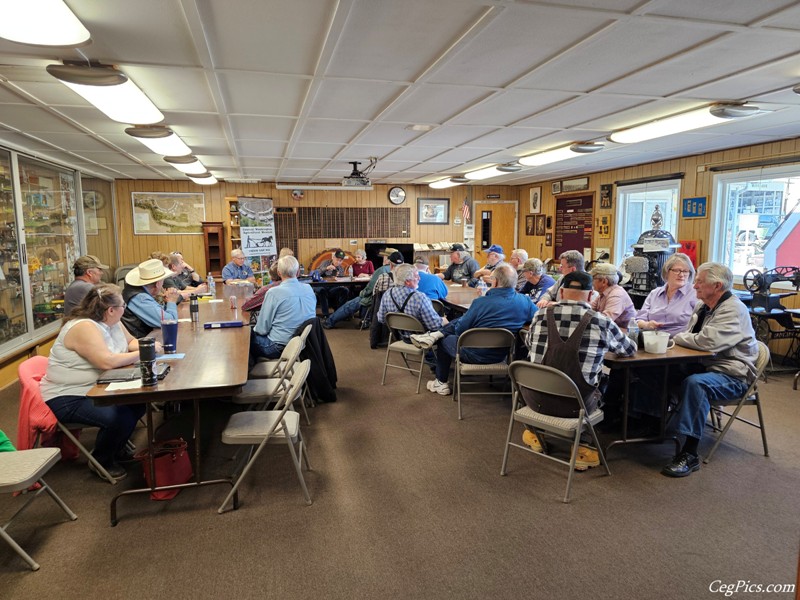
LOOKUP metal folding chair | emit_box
[455,328,515,420]
[381,312,426,393]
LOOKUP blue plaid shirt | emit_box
[525,300,636,386]
[377,286,442,332]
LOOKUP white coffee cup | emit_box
[642,330,674,354]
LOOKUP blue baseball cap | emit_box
[487,244,504,255]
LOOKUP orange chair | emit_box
[17,356,117,484]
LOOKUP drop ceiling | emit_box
[1,0,800,186]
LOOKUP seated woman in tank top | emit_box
[39,283,160,481]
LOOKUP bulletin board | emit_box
[555,194,594,259]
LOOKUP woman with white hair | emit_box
[635,253,697,337]
[590,263,635,330]
[351,249,374,278]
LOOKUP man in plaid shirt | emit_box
[377,264,443,339]
[523,270,636,469]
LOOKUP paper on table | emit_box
[106,380,142,391]
[158,353,185,360]
[178,318,192,322]
[209,299,224,303]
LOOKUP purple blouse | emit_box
[591,284,636,330]
[636,282,698,337]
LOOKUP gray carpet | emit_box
[1,322,799,599]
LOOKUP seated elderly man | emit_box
[522,270,637,469]
[508,248,529,291]
[414,256,448,301]
[222,249,255,284]
[377,264,443,338]
[518,258,555,304]
[590,263,636,331]
[323,250,396,329]
[437,244,479,283]
[251,256,316,359]
[411,264,536,396]
[169,251,203,287]
[314,249,350,318]
[64,255,109,316]
[122,258,180,339]
[471,244,506,286]
[659,262,759,478]
[537,250,586,308]
[165,252,208,300]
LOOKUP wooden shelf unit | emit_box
[202,221,225,277]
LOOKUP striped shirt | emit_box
[526,300,636,386]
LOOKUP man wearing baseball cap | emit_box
[472,244,506,285]
[314,249,349,318]
[64,255,109,316]
[121,258,179,338]
[437,243,479,284]
[521,270,636,470]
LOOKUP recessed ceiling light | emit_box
[405,124,436,132]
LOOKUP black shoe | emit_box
[89,460,127,481]
[661,452,700,478]
[321,318,333,330]
[115,446,138,465]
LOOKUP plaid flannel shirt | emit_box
[377,286,442,332]
[525,299,636,386]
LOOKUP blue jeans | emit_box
[250,332,285,359]
[47,395,145,467]
[674,371,749,440]
[433,319,507,383]
[327,297,363,327]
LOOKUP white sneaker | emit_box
[411,332,439,349]
[426,379,451,395]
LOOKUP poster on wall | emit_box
[131,192,206,234]
[238,197,277,285]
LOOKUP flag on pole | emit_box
[461,198,470,223]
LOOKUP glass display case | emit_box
[0,149,27,345]
[17,157,80,332]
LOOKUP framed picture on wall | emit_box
[545,233,553,246]
[525,215,535,236]
[417,198,449,224]
[551,181,562,195]
[535,214,546,236]
[529,187,542,213]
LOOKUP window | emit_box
[613,179,681,260]
[711,166,800,277]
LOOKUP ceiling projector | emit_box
[342,160,371,187]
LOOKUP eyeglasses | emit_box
[111,302,126,310]
[669,269,691,275]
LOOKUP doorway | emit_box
[473,201,518,265]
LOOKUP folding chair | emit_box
[431,299,445,316]
[0,448,78,570]
[381,312,426,394]
[704,341,770,464]
[500,361,609,503]
[218,360,312,513]
[455,328,515,420]
[18,356,118,484]
[237,334,310,423]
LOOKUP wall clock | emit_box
[388,186,406,205]
[83,191,105,210]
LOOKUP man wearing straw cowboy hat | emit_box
[122,258,180,339]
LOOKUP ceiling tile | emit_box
[218,72,308,116]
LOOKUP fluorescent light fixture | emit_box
[46,64,164,125]
[125,126,191,157]
[275,183,373,191]
[405,124,436,132]
[465,166,504,181]
[164,155,206,175]
[609,104,762,144]
[188,173,218,185]
[496,164,522,173]
[0,0,90,47]
[519,142,604,167]
[429,178,462,189]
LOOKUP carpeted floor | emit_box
[1,321,798,599]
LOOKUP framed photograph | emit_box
[545,233,553,246]
[525,215,536,236]
[551,181,562,195]
[535,214,546,236]
[600,183,613,209]
[417,198,449,225]
[529,187,542,213]
[132,192,206,235]
[562,177,590,193]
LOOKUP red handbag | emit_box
[134,438,194,500]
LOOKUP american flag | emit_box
[461,198,470,223]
